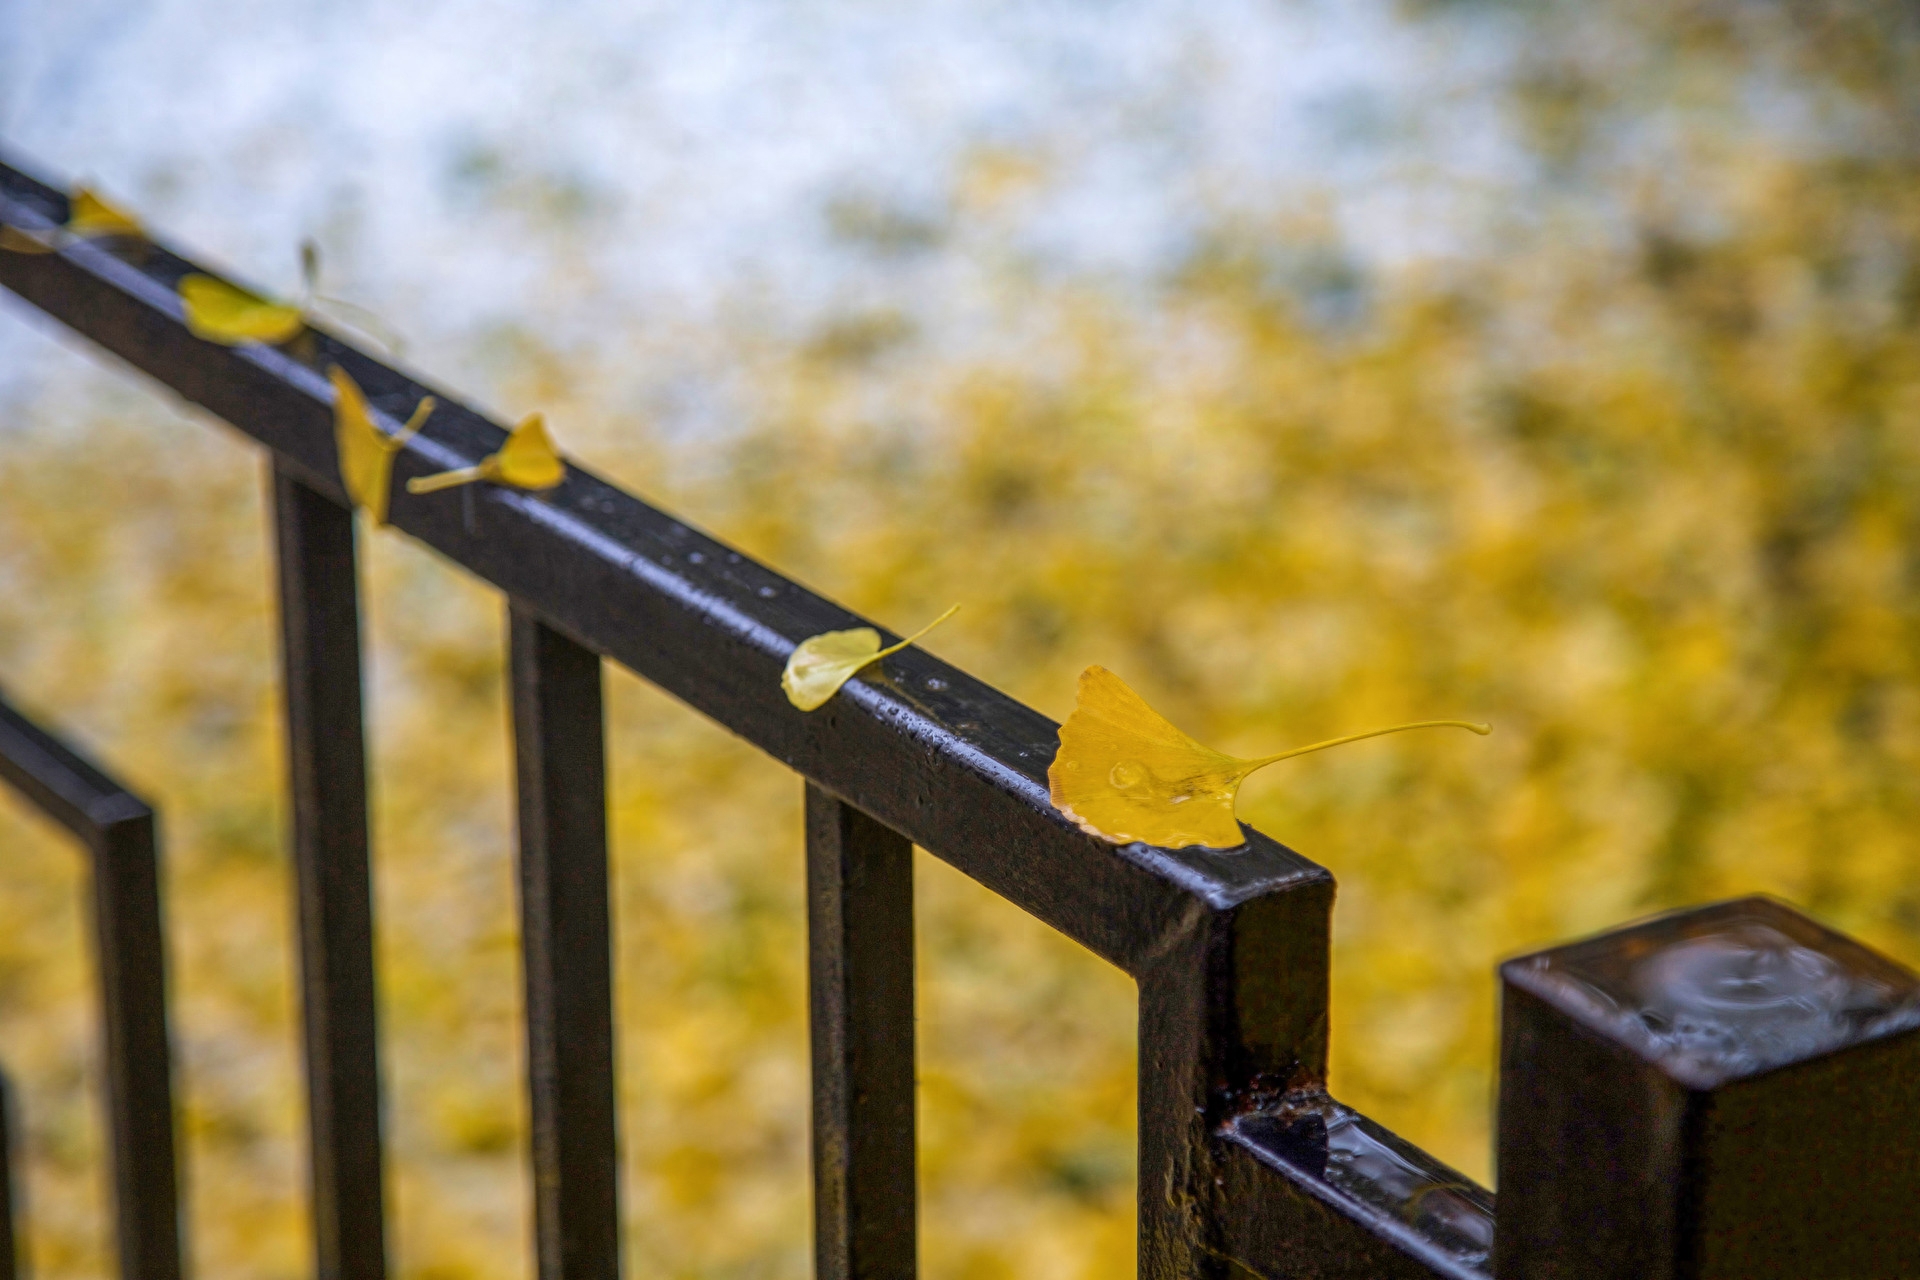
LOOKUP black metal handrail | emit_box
[4,150,1915,1280]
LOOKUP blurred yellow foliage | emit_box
[4,17,1920,1278]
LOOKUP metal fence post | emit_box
[1494,896,1920,1280]
[0,1069,18,1280]
[508,607,621,1280]
[805,786,917,1280]
[273,465,389,1280]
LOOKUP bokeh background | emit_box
[3,0,1919,1275]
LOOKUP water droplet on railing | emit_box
[925,676,948,691]
[687,550,706,565]
[757,585,778,599]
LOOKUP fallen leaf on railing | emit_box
[180,244,385,348]
[1048,665,1489,849]
[179,274,305,345]
[406,413,567,495]
[0,185,144,253]
[331,366,435,526]
[0,226,50,253]
[67,188,143,239]
[782,604,959,711]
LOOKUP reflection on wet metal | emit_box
[1234,1097,1495,1274]
[1513,897,1920,1088]
[1323,1110,1495,1265]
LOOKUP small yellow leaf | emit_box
[331,366,434,526]
[407,413,567,495]
[1049,666,1253,848]
[180,274,305,345]
[485,413,566,489]
[0,185,143,254]
[1048,665,1489,849]
[0,225,53,254]
[66,187,142,239]
[782,604,959,711]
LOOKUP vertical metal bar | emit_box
[91,809,183,1280]
[804,786,916,1280]
[0,1069,19,1280]
[508,607,620,1280]
[272,462,388,1280]
[1136,880,1338,1280]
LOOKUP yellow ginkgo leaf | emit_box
[1048,665,1489,849]
[0,184,143,254]
[179,274,305,345]
[0,226,52,254]
[66,187,142,239]
[782,604,959,711]
[331,366,435,526]
[487,413,567,488]
[406,413,567,495]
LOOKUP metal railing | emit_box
[0,688,179,1280]
[1,151,1916,1280]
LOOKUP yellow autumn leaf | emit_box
[0,226,52,254]
[1048,665,1489,849]
[782,604,959,711]
[66,187,142,239]
[179,274,305,345]
[406,413,567,495]
[331,366,435,526]
[0,184,143,253]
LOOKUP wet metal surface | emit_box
[1229,1097,1494,1278]
[1505,896,1920,1089]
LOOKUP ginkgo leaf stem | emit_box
[392,397,436,448]
[1244,720,1491,772]
[300,242,407,354]
[408,464,485,494]
[312,295,407,354]
[873,603,960,660]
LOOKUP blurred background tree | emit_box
[2,0,1918,1275]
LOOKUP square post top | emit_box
[1501,895,1920,1091]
